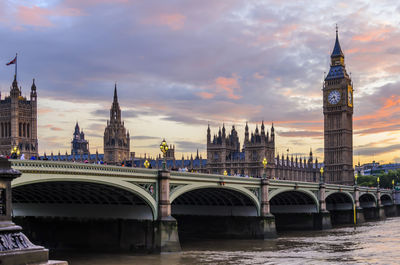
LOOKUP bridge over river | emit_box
[10,160,399,252]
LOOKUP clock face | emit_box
[348,90,352,103]
[328,90,341,105]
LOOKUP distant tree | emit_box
[358,169,400,189]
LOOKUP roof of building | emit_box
[325,65,345,80]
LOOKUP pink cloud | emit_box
[197,92,215,99]
[142,13,186,31]
[17,6,53,27]
[352,27,393,42]
[215,74,241,100]
[65,0,129,5]
[16,5,82,28]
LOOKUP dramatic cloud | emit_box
[355,144,400,157]
[1,0,400,163]
[132,135,160,140]
[278,130,323,138]
[175,140,205,153]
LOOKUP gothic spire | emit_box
[331,25,344,58]
[31,78,36,91]
[74,122,80,134]
[113,83,118,103]
[10,74,19,97]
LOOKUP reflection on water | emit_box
[52,218,400,265]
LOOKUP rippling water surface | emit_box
[52,218,400,265]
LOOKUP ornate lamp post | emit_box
[377,176,380,189]
[355,173,358,186]
[262,157,267,179]
[144,159,150,169]
[223,170,228,176]
[392,179,395,189]
[319,167,324,183]
[160,139,169,170]
[10,146,20,159]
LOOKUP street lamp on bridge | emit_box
[144,159,150,169]
[262,157,267,179]
[160,139,169,170]
[319,167,324,183]
[10,146,20,159]
[377,176,380,189]
[355,173,358,186]
[392,179,395,189]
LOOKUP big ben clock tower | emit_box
[323,28,354,185]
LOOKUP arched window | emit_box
[27,124,30,138]
[23,123,26,137]
[19,123,22,137]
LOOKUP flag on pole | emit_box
[6,56,17,66]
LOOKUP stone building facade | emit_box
[0,76,38,158]
[103,85,130,164]
[71,122,89,156]
[207,123,320,180]
[323,29,354,185]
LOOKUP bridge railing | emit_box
[10,159,159,177]
[171,171,261,184]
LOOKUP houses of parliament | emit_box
[0,29,354,185]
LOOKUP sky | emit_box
[1,0,400,165]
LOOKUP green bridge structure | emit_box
[9,160,399,252]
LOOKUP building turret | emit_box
[30,78,37,101]
[103,83,130,164]
[271,123,275,141]
[10,75,20,98]
[207,124,211,143]
[261,120,265,135]
[244,122,249,143]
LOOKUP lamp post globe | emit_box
[262,157,267,179]
[160,139,168,170]
[319,167,324,183]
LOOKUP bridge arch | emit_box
[381,194,393,206]
[359,193,377,208]
[170,183,260,216]
[12,177,158,220]
[269,188,319,213]
[326,192,354,211]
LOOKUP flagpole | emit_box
[15,53,17,80]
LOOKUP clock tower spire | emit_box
[323,27,354,185]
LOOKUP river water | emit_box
[51,218,400,265]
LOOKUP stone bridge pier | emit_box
[155,170,181,252]
[259,179,277,238]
